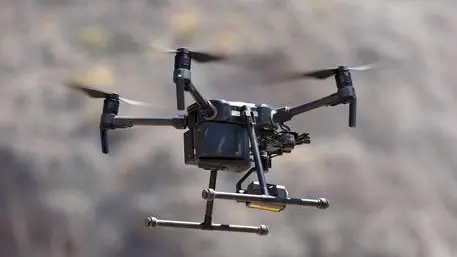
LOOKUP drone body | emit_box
[185,99,292,173]
[70,47,367,236]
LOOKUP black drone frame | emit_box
[95,48,358,236]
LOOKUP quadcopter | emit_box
[68,47,373,236]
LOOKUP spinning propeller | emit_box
[151,45,230,63]
[277,64,377,81]
[67,82,154,107]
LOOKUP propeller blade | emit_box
[150,45,229,63]
[188,51,227,63]
[274,68,336,81]
[302,68,338,80]
[67,82,109,98]
[118,97,154,107]
[276,63,377,82]
[66,82,155,107]
[348,63,377,71]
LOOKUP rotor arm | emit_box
[99,114,186,154]
[184,82,216,118]
[273,85,357,127]
[273,66,359,127]
[111,115,187,129]
[272,93,340,123]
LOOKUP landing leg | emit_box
[236,167,255,193]
[242,106,269,195]
[202,170,217,228]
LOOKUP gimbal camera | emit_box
[69,47,372,236]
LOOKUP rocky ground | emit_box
[1,0,457,256]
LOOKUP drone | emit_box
[68,47,373,236]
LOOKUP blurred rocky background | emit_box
[1,0,457,256]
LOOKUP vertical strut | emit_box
[242,107,269,196]
[236,168,255,193]
[202,170,218,227]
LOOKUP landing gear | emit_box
[145,106,328,235]
[145,169,269,235]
